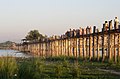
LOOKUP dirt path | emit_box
[98,68,120,75]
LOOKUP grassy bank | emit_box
[0,56,120,79]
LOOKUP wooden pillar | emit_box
[89,27,92,60]
[53,39,56,56]
[46,42,49,57]
[66,39,69,56]
[79,27,83,58]
[86,27,89,58]
[60,39,62,56]
[93,26,96,59]
[68,38,70,56]
[65,39,67,56]
[97,29,100,61]
[41,43,43,57]
[50,41,52,57]
[43,42,45,57]
[108,20,112,62]
[118,25,120,61]
[82,29,86,59]
[56,40,58,56]
[62,39,63,56]
[78,38,80,57]
[58,40,60,56]
[74,38,77,57]
[76,38,78,58]
[102,24,105,62]
[64,39,66,56]
[71,38,74,57]
[114,33,117,62]
[62,39,64,56]
[39,43,41,56]
[37,43,39,56]
[70,38,72,56]
[63,39,65,56]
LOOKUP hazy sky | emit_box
[0,0,120,42]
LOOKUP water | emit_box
[0,49,32,57]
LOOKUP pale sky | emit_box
[0,0,120,42]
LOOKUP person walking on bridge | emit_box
[114,17,119,29]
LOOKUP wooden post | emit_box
[114,33,117,62]
[63,39,65,56]
[58,40,60,56]
[79,27,83,58]
[43,42,45,57]
[89,27,92,60]
[65,39,67,56]
[50,41,52,57]
[68,38,70,56]
[39,43,41,56]
[70,38,72,56]
[54,40,56,56]
[108,21,112,62]
[79,37,83,58]
[82,29,86,59]
[86,27,89,58]
[41,43,43,57]
[93,26,96,60]
[76,38,79,58]
[74,38,77,57]
[62,39,64,56]
[97,29,100,61]
[102,24,105,62]
[78,38,80,57]
[65,39,68,56]
[118,25,120,62]
[60,39,62,56]
[56,40,58,56]
[64,39,66,56]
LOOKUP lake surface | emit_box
[0,49,32,57]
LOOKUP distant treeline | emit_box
[0,41,15,49]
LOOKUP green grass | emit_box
[0,56,120,79]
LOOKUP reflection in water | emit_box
[0,50,32,57]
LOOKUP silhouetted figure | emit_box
[105,21,109,31]
[114,17,119,29]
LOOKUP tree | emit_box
[25,30,45,42]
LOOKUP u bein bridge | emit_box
[16,17,120,62]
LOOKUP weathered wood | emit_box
[86,27,89,58]
[79,37,83,58]
[16,18,120,62]
[93,26,96,59]
[117,26,120,62]
[97,29,100,61]
[118,25,120,61]
[82,29,85,59]
[108,21,112,61]
[89,27,92,60]
[102,24,105,61]
[114,34,117,62]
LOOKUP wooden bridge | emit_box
[16,17,120,62]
